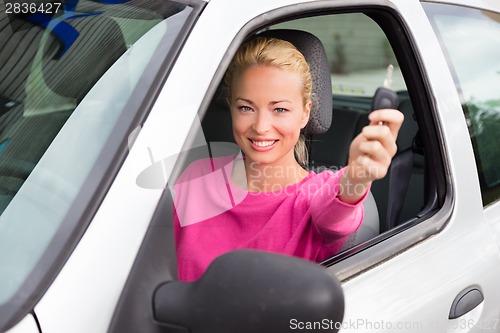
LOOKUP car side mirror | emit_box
[153,250,344,333]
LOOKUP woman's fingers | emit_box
[352,156,384,179]
[353,141,391,180]
[368,109,404,140]
[347,108,404,183]
[358,140,393,164]
[361,125,398,158]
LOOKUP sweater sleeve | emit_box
[309,168,368,245]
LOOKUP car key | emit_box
[371,64,398,125]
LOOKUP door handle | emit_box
[449,286,484,319]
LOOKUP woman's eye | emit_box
[238,106,252,112]
[274,108,287,113]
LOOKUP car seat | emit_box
[202,29,380,250]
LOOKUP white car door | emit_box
[332,1,500,332]
[159,0,500,332]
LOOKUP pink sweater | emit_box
[173,155,365,281]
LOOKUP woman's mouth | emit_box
[251,140,276,147]
[248,139,278,151]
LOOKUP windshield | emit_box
[0,0,192,329]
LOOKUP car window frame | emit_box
[164,2,450,282]
[193,3,450,280]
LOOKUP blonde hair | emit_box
[224,37,312,166]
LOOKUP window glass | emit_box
[272,14,420,227]
[0,0,190,321]
[424,3,500,205]
[273,14,406,97]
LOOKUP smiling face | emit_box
[230,65,311,167]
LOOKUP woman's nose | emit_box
[252,111,271,134]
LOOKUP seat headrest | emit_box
[40,16,127,102]
[256,29,332,135]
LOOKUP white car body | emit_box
[2,0,500,332]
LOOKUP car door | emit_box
[333,1,500,332]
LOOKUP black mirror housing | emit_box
[153,250,344,333]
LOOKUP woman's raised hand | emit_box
[339,109,404,204]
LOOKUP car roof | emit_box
[422,0,500,12]
[203,0,500,13]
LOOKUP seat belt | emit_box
[386,147,415,230]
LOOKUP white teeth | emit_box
[252,140,275,147]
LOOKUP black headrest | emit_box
[256,29,332,135]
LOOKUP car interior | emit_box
[110,9,446,333]
[198,26,426,251]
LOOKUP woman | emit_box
[174,37,404,282]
